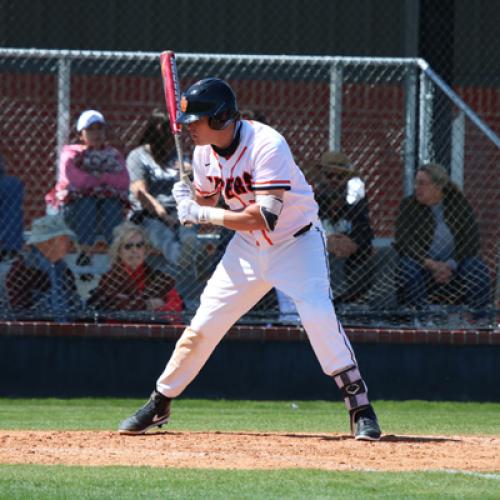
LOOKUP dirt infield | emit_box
[0,430,499,471]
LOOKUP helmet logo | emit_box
[180,96,188,113]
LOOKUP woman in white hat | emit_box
[45,109,130,269]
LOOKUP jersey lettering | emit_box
[207,175,224,192]
[225,178,234,199]
[206,171,254,199]
[243,172,253,192]
[212,171,254,199]
[233,176,245,195]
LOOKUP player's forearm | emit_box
[184,190,283,231]
[194,203,267,231]
[219,207,267,231]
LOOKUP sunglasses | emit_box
[324,171,349,182]
[123,241,145,250]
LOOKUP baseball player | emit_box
[119,78,381,440]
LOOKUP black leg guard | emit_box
[333,366,370,434]
[333,367,381,440]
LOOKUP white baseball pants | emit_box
[157,226,357,397]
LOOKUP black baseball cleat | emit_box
[118,390,171,435]
[351,405,381,441]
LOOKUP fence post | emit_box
[329,61,343,152]
[451,110,465,189]
[403,65,418,196]
[56,57,71,177]
[418,70,433,164]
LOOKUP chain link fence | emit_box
[0,49,498,328]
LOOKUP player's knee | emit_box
[175,327,204,350]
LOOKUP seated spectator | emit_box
[6,213,81,321]
[127,109,197,266]
[87,221,184,315]
[304,151,374,303]
[395,163,491,311]
[0,153,24,261]
[45,110,129,268]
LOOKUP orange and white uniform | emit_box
[157,120,359,397]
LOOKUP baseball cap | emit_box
[76,109,106,132]
[27,213,76,244]
[317,151,355,174]
[303,151,356,183]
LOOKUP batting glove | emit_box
[172,181,193,205]
[177,199,225,226]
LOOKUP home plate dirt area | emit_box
[0,430,499,472]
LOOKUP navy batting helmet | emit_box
[176,78,240,130]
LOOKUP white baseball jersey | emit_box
[191,120,320,246]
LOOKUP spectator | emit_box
[45,110,129,268]
[304,151,374,303]
[127,109,197,266]
[6,213,81,321]
[395,163,491,312]
[0,153,24,261]
[87,221,184,315]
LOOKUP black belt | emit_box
[293,222,312,238]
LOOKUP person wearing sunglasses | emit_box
[87,221,184,315]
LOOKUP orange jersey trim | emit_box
[260,229,273,246]
[253,180,291,185]
[195,185,219,197]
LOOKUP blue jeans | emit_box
[142,216,199,266]
[64,197,125,245]
[0,175,24,251]
[397,256,491,310]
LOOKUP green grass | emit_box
[0,398,499,436]
[0,465,499,499]
[0,399,499,499]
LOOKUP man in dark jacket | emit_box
[6,213,81,321]
[0,153,24,261]
[394,163,491,311]
[304,151,374,304]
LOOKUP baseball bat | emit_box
[159,50,190,185]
